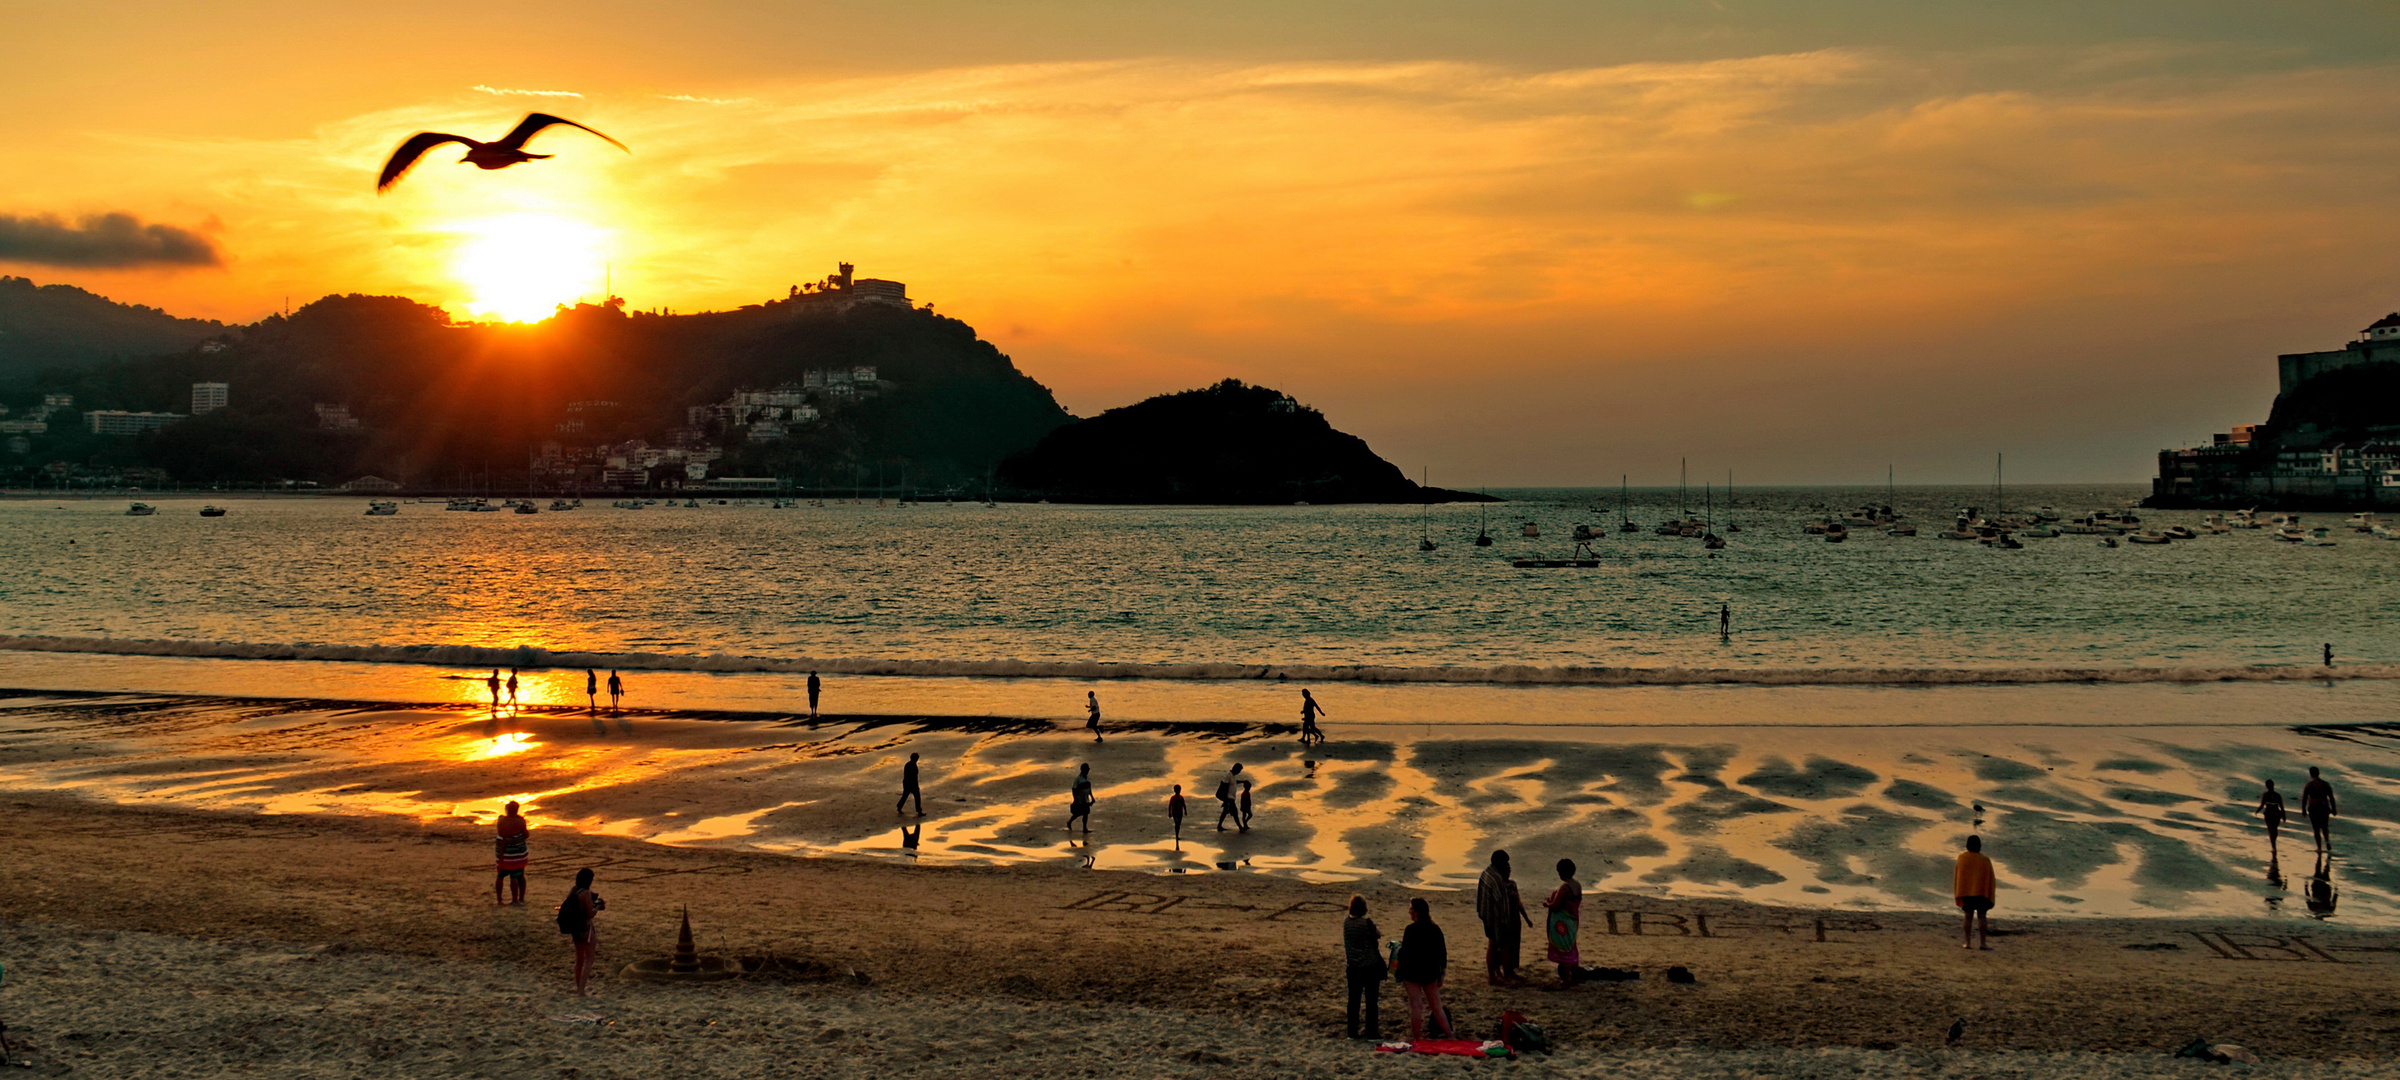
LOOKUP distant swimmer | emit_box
[507,667,520,707]
[1300,689,1327,745]
[607,670,623,712]
[584,669,597,714]
[1068,763,1096,833]
[2256,779,2287,862]
[2301,766,2338,854]
[807,671,821,718]
[897,752,923,816]
[1216,763,1246,832]
[486,668,502,711]
[1086,690,1104,743]
[1167,784,1187,844]
[494,800,530,906]
[1954,835,1997,950]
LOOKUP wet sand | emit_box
[2,690,2391,923]
[2,792,2397,1078]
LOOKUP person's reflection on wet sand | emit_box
[2306,853,2338,918]
[900,823,921,857]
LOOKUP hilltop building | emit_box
[191,382,228,415]
[784,263,911,311]
[2151,311,2400,508]
[314,404,362,431]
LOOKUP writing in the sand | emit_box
[2189,932,2400,963]
[1060,892,1882,941]
[1061,891,1345,921]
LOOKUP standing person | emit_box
[1543,858,1582,986]
[897,752,923,815]
[1068,763,1095,833]
[506,667,520,708]
[1167,784,1187,843]
[1954,835,1997,950]
[2301,766,2338,855]
[493,800,530,906]
[1239,779,1254,831]
[1395,897,1452,1039]
[607,670,623,712]
[558,868,606,996]
[1216,763,1246,832]
[1085,690,1103,743]
[2256,779,2287,863]
[2323,643,2334,668]
[1300,689,1327,745]
[1341,895,1387,1040]
[1475,850,1533,985]
[486,668,502,712]
[1719,602,1732,639]
[807,671,821,718]
[584,669,597,714]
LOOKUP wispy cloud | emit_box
[659,94,755,106]
[473,85,582,98]
[0,212,222,268]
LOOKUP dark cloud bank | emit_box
[0,212,222,268]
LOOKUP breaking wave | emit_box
[3,634,2393,688]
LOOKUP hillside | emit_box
[0,276,225,374]
[2261,361,2400,446]
[0,288,1068,489]
[1000,379,1493,504]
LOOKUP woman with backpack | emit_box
[1341,895,1387,1039]
[558,868,607,995]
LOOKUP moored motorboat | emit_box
[198,505,227,517]
[2162,525,2197,540]
[365,500,399,516]
[125,502,155,516]
[2127,531,2172,544]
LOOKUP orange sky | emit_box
[6,2,2400,483]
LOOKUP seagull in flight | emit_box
[377,113,628,192]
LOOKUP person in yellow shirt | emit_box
[1954,835,1997,950]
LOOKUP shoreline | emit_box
[1,791,2394,1074]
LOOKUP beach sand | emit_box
[3,792,2397,1077]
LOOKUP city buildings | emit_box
[191,382,228,415]
[85,410,185,436]
[2152,311,2400,507]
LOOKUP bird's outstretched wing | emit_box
[378,133,475,192]
[497,113,629,154]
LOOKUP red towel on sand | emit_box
[1375,1039,1504,1057]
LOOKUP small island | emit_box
[1001,378,1497,504]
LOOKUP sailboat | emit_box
[1983,453,2021,548]
[1702,483,1725,549]
[1725,469,1740,532]
[1475,494,1493,546]
[1418,469,1437,551]
[1618,475,1637,534]
[1885,465,1916,536]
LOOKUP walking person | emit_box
[2302,766,2338,855]
[1719,602,1732,639]
[807,671,821,718]
[1068,763,1095,833]
[1167,784,1187,844]
[506,667,520,708]
[1239,779,1254,831]
[897,752,923,815]
[1543,858,1582,986]
[486,668,502,712]
[584,668,597,714]
[2323,643,2334,668]
[558,867,607,996]
[2256,779,2287,864]
[1085,690,1103,743]
[1954,834,1997,950]
[607,670,623,712]
[493,800,530,906]
[1475,850,1533,985]
[1395,897,1452,1039]
[1341,895,1387,1039]
[1299,689,1327,745]
[1216,763,1246,832]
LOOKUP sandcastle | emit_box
[619,907,740,983]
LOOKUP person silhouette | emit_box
[606,670,623,712]
[2301,766,2338,855]
[897,752,923,815]
[584,668,597,714]
[1167,784,1187,845]
[2256,779,2286,862]
[485,668,501,712]
[1216,763,1246,831]
[807,671,821,718]
[2324,643,2334,668]
[1719,602,1732,639]
[1086,690,1103,743]
[1299,690,1326,745]
[1068,763,1095,833]
[506,667,520,708]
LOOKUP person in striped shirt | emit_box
[494,801,531,906]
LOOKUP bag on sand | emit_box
[1500,1011,1549,1054]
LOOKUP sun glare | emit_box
[449,214,608,322]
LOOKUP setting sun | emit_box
[449,213,608,322]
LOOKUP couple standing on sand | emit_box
[1341,895,1452,1041]
[1473,850,1583,987]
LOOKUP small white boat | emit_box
[2273,524,2306,543]
[469,499,498,512]
[2345,512,2378,532]
[549,500,575,511]
[125,502,155,516]
[2162,526,2197,540]
[2127,531,2172,545]
[365,500,399,516]
[2371,523,2400,541]
[2305,527,2339,547]
[2228,508,2262,529]
[513,502,538,514]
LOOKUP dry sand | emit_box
[2,793,2396,1077]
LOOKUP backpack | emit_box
[1500,1010,1549,1054]
[557,889,589,935]
[1215,779,1233,802]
